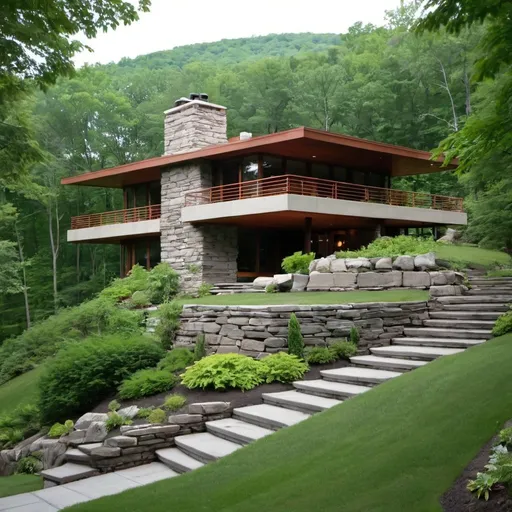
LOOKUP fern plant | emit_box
[261,353,308,383]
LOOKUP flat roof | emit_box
[61,127,457,188]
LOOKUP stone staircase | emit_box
[210,282,263,295]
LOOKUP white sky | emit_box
[74,0,401,66]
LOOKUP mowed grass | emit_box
[68,334,512,512]
[436,243,512,268]
[0,475,42,498]
[178,289,428,306]
[0,366,44,416]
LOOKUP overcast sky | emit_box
[74,0,401,66]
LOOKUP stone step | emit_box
[293,379,371,400]
[320,366,402,385]
[468,288,512,295]
[404,327,492,340]
[393,337,485,349]
[174,432,242,464]
[371,345,463,360]
[436,295,512,304]
[428,311,503,320]
[206,418,273,445]
[423,319,496,329]
[65,448,92,465]
[233,404,310,430]
[469,278,512,284]
[350,355,428,371]
[41,462,98,485]
[437,303,509,312]
[115,462,179,485]
[156,447,204,473]
[262,390,341,414]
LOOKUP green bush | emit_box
[492,310,512,337]
[118,369,178,399]
[197,283,213,297]
[181,354,265,391]
[108,400,121,412]
[48,420,74,438]
[154,301,183,350]
[136,407,154,419]
[0,404,41,449]
[499,427,512,447]
[105,412,132,432]
[194,334,207,361]
[147,263,180,303]
[100,264,149,300]
[487,269,512,277]
[287,313,304,359]
[148,408,166,424]
[467,472,497,501]
[16,456,42,475]
[265,283,278,293]
[39,335,164,423]
[306,347,337,364]
[261,353,308,383]
[330,341,358,360]
[130,290,151,308]
[349,327,360,346]
[336,235,436,259]
[282,251,315,274]
[157,348,194,373]
[163,394,187,411]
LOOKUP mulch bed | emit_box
[92,358,350,415]
[441,422,512,512]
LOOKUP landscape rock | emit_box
[330,259,347,272]
[273,274,293,292]
[357,271,402,288]
[124,425,180,437]
[333,273,357,288]
[42,440,67,470]
[75,412,108,430]
[264,337,286,348]
[430,284,465,297]
[345,258,372,272]
[90,446,121,459]
[84,421,108,443]
[188,402,231,415]
[308,259,318,273]
[437,228,459,244]
[429,271,448,285]
[306,273,335,290]
[120,424,151,434]
[402,271,431,288]
[253,277,275,289]
[315,258,331,273]
[375,257,392,271]
[219,324,244,339]
[291,274,309,292]
[392,255,415,271]
[241,339,265,352]
[216,345,240,354]
[104,436,138,448]
[167,414,203,425]
[414,252,437,270]
[118,406,139,420]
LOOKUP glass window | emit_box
[149,238,161,268]
[286,159,307,176]
[367,172,386,188]
[134,184,148,207]
[333,166,347,182]
[220,159,240,185]
[149,181,161,205]
[242,157,259,182]
[312,163,330,180]
[352,170,365,185]
[262,156,284,177]
[237,229,258,272]
[126,187,135,208]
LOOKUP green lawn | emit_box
[436,243,512,269]
[68,334,512,512]
[0,474,42,498]
[0,366,44,416]
[179,289,428,306]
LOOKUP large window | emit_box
[121,237,161,276]
[124,182,160,209]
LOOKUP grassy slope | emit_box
[436,244,512,268]
[178,289,428,306]
[68,333,512,512]
[0,474,42,498]
[0,366,44,416]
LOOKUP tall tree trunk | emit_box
[14,221,31,329]
[437,58,459,131]
[48,196,60,313]
[463,57,472,116]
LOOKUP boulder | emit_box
[104,436,138,448]
[216,345,240,354]
[118,406,139,420]
[241,339,266,352]
[392,255,415,271]
[167,414,203,425]
[430,284,466,297]
[123,425,180,437]
[333,273,357,288]
[307,273,335,290]
[84,421,108,444]
[357,271,402,288]
[90,446,121,459]
[75,412,108,430]
[375,257,392,271]
[437,228,460,244]
[414,252,437,270]
[402,271,431,288]
[42,440,67,470]
[315,258,331,273]
[326,253,337,260]
[188,402,231,415]
[345,258,372,272]
[291,274,309,292]
[308,259,318,273]
[273,274,293,292]
[330,259,347,273]
[264,337,287,348]
[429,271,448,286]
[253,277,275,289]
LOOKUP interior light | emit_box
[312,155,317,158]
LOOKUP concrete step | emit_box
[65,448,92,465]
[206,418,273,445]
[321,366,402,385]
[437,303,509,312]
[156,447,204,473]
[468,288,512,295]
[174,432,241,463]
[393,337,485,349]
[404,327,492,340]
[436,296,512,304]
[233,404,310,430]
[293,379,371,400]
[371,345,463,360]
[262,390,341,413]
[350,355,428,371]
[41,462,98,485]
[423,319,496,329]
[115,462,178,485]
[428,311,503,320]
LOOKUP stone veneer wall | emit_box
[176,301,429,357]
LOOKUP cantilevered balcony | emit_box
[68,205,161,243]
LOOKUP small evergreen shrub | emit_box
[181,354,265,391]
[306,347,337,364]
[197,283,212,297]
[105,412,132,432]
[130,290,151,308]
[48,420,74,438]
[118,369,178,399]
[108,400,121,412]
[349,327,360,346]
[148,408,166,424]
[194,334,207,361]
[282,251,315,274]
[492,310,512,337]
[147,263,180,303]
[287,313,304,358]
[16,456,42,475]
[261,353,309,383]
[329,341,358,360]
[136,407,154,419]
[265,283,278,293]
[155,301,183,350]
[163,394,187,411]
[157,348,194,373]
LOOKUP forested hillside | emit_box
[0,1,506,341]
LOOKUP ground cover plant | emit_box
[260,353,308,383]
[157,348,194,373]
[118,369,178,400]
[0,404,41,450]
[487,269,512,277]
[492,310,512,337]
[68,334,512,512]
[306,347,336,364]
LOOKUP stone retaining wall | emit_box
[176,301,429,357]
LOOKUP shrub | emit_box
[349,327,360,346]
[0,404,41,449]
[265,283,278,293]
[492,310,512,337]
[467,472,498,501]
[261,353,308,383]
[118,369,178,400]
[181,354,265,391]
[157,348,194,373]
[306,347,337,364]
[197,282,212,297]
[39,335,164,423]
[155,301,182,350]
[100,264,149,299]
[147,263,180,303]
[136,407,154,419]
[130,290,151,308]
[163,394,187,411]
[282,251,315,275]
[148,408,166,424]
[16,456,42,475]
[287,313,304,359]
[487,269,512,278]
[108,400,121,412]
[329,341,358,360]
[48,420,74,438]
[336,235,436,259]
[105,412,132,432]
[194,334,207,361]
[499,427,512,447]
[0,428,23,449]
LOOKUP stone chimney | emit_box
[164,93,227,155]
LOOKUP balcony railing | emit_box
[70,204,161,230]
[184,175,464,212]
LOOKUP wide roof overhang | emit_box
[61,127,457,188]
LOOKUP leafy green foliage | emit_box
[487,269,512,277]
[118,369,178,400]
[39,335,164,422]
[147,263,180,303]
[499,427,512,447]
[0,404,41,450]
[148,408,166,425]
[129,291,150,308]
[105,412,132,432]
[492,310,512,337]
[157,348,194,373]
[265,283,278,294]
[163,394,187,411]
[260,353,308,383]
[349,328,360,346]
[197,283,213,297]
[467,472,498,501]
[282,252,315,275]
[329,341,358,360]
[155,302,183,350]
[194,334,207,361]
[48,420,74,438]
[287,313,304,359]
[181,354,265,391]
[108,400,121,412]
[100,265,149,300]
[306,347,337,365]
[337,236,436,259]
[15,456,42,475]
[136,407,154,419]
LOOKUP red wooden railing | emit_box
[71,204,161,229]
[184,175,464,212]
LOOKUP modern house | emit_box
[62,94,466,292]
